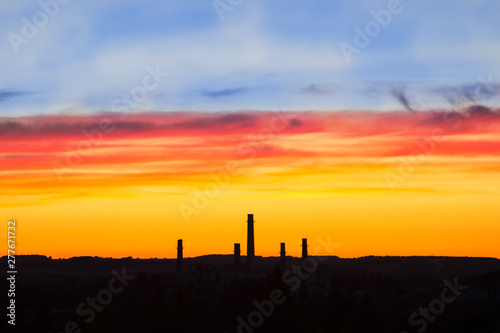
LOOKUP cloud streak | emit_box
[390,86,415,113]
[300,84,338,95]
[1,108,500,214]
[0,90,34,103]
[2,108,499,171]
[202,87,251,99]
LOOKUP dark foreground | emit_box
[2,255,500,332]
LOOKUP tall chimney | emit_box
[177,239,183,274]
[234,243,241,275]
[280,242,286,272]
[301,238,309,298]
[247,214,255,272]
[302,238,308,259]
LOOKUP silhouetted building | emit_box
[247,214,255,272]
[177,239,183,274]
[280,242,286,271]
[300,238,309,298]
[302,238,308,259]
[234,243,241,275]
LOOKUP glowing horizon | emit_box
[2,107,499,259]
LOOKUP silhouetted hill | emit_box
[2,254,499,282]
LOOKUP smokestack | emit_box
[177,239,183,274]
[302,238,308,259]
[280,242,286,272]
[234,243,241,275]
[300,238,309,298]
[247,214,255,272]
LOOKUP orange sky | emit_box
[1,108,499,259]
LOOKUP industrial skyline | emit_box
[174,214,310,274]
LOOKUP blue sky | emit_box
[1,0,500,116]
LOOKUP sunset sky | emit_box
[1,0,499,259]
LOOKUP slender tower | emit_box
[280,242,286,272]
[177,239,183,274]
[247,214,256,272]
[301,238,309,298]
[302,238,308,259]
[234,243,241,275]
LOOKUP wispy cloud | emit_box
[390,86,415,113]
[300,84,338,95]
[2,109,500,208]
[202,87,250,99]
[0,89,34,103]
[1,1,500,115]
[433,83,500,107]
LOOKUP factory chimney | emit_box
[177,239,183,274]
[280,242,286,272]
[247,214,255,272]
[300,238,309,298]
[302,238,308,259]
[234,243,241,275]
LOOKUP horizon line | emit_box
[5,254,500,260]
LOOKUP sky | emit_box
[1,0,499,259]
[2,0,500,115]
